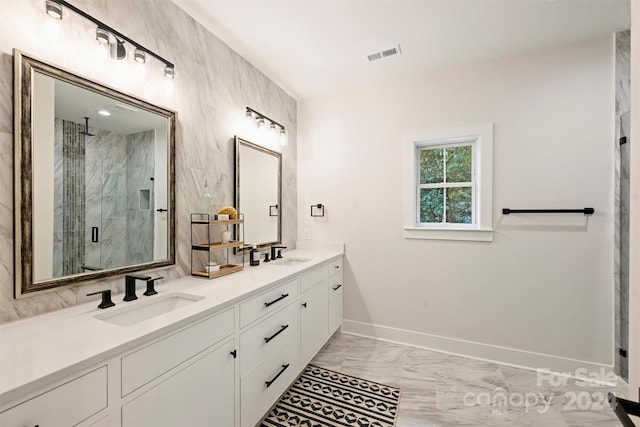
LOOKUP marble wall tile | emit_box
[614,30,630,380]
[0,53,11,134]
[0,0,297,321]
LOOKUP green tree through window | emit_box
[418,145,473,224]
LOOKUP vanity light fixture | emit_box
[44,0,175,78]
[113,39,126,60]
[45,0,63,19]
[96,27,110,45]
[245,107,287,147]
[164,65,175,79]
[133,48,146,64]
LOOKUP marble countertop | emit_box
[0,247,343,405]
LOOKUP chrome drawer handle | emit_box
[264,293,289,307]
[332,284,342,291]
[265,363,290,388]
[265,324,289,343]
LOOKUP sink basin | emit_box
[95,293,205,326]
[271,257,311,267]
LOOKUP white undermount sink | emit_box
[271,257,311,267]
[95,293,205,326]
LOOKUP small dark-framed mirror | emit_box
[235,136,282,248]
[14,50,176,297]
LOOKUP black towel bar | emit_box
[608,393,640,427]
[502,208,594,215]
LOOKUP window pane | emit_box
[446,187,472,223]
[420,188,444,223]
[419,148,444,184]
[446,145,472,183]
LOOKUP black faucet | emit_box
[270,246,287,260]
[86,289,115,309]
[124,274,151,301]
[143,277,164,296]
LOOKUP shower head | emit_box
[79,116,96,137]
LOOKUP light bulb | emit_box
[46,0,63,19]
[279,128,288,147]
[96,27,110,45]
[133,48,146,63]
[164,65,175,79]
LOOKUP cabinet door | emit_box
[0,366,107,427]
[122,339,236,427]
[300,280,329,363]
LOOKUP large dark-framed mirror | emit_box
[235,136,282,248]
[14,50,176,297]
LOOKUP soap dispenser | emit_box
[250,245,260,266]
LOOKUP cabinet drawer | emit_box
[240,279,298,328]
[300,265,326,294]
[0,366,107,427]
[328,273,343,300]
[327,257,343,276]
[121,307,234,396]
[240,334,299,427]
[240,301,299,376]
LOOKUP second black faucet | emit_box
[270,246,287,261]
[124,274,151,301]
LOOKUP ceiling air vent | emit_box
[367,45,401,62]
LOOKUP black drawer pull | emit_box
[265,324,289,343]
[332,284,342,291]
[264,293,289,307]
[230,349,237,359]
[265,363,290,388]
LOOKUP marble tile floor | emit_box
[310,333,627,427]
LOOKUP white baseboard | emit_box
[342,319,615,385]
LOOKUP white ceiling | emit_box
[172,0,630,100]
[54,78,167,134]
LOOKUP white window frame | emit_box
[403,124,493,242]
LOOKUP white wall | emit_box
[299,36,615,372]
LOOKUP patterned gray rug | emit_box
[260,364,401,427]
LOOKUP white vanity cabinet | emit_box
[120,308,236,427]
[328,257,344,334]
[239,283,301,426]
[0,365,108,427]
[300,266,330,364]
[122,338,236,427]
[0,253,344,427]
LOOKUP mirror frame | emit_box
[14,50,176,297]
[234,136,282,249]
